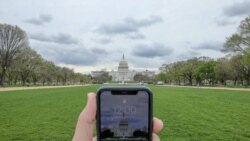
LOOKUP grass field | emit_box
[0,85,250,141]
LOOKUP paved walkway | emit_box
[0,85,90,92]
[161,85,250,92]
[1,84,249,92]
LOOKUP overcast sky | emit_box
[1,0,250,73]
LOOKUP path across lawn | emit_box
[1,84,250,92]
[0,85,90,91]
[162,85,250,92]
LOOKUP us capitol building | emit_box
[91,54,155,82]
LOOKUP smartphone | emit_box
[96,86,153,141]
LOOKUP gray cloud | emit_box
[132,43,173,58]
[223,1,250,17]
[29,32,78,44]
[177,51,200,60]
[193,42,223,51]
[25,14,53,25]
[32,43,98,66]
[126,33,145,40]
[92,38,112,44]
[214,18,235,26]
[1,0,236,71]
[91,47,108,54]
[55,48,97,65]
[96,16,163,35]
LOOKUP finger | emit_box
[81,93,97,123]
[72,93,96,141]
[153,117,164,133]
[92,137,97,141]
[152,133,160,141]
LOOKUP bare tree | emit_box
[0,24,28,86]
[15,47,42,86]
[223,16,250,85]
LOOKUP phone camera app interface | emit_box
[100,91,149,141]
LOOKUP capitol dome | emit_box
[119,113,129,131]
[118,54,129,71]
[108,54,136,82]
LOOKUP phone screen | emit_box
[99,90,150,141]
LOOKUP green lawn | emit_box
[0,85,250,141]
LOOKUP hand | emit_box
[72,93,164,141]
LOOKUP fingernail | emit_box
[87,93,95,99]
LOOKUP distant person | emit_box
[72,93,164,141]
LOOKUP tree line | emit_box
[157,16,250,86]
[1,16,249,87]
[0,24,90,86]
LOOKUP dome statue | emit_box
[119,113,129,138]
[94,54,155,82]
[119,113,129,128]
[107,54,138,82]
[118,54,129,72]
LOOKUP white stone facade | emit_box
[91,54,156,82]
[109,55,136,82]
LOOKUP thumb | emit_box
[73,93,96,141]
[81,93,97,123]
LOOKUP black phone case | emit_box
[96,86,153,141]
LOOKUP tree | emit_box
[223,16,250,54]
[6,60,19,85]
[39,61,53,85]
[134,73,152,83]
[61,67,72,85]
[156,72,166,82]
[92,72,111,83]
[171,61,184,85]
[214,58,232,85]
[223,16,250,85]
[231,55,250,86]
[0,24,28,86]
[15,47,43,86]
[239,16,250,52]
[54,66,63,85]
[229,55,245,85]
[181,58,200,85]
[223,34,246,54]
[30,57,43,85]
[1,23,88,86]
[83,75,92,84]
[193,60,217,85]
